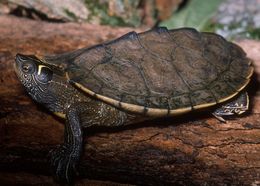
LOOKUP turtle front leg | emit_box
[50,104,83,183]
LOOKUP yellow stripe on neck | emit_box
[54,112,66,119]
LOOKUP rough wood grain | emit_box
[0,15,259,185]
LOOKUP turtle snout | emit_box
[15,53,28,63]
[14,54,29,75]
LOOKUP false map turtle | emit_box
[14,27,254,182]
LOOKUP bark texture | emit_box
[0,15,259,185]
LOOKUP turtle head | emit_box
[14,53,54,103]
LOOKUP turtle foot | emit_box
[49,144,80,183]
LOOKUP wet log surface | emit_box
[0,15,259,185]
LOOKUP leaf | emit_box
[160,0,225,31]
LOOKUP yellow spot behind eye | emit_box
[37,65,47,75]
[38,65,44,75]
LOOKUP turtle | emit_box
[14,27,254,182]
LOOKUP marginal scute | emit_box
[122,94,146,106]
[45,27,253,115]
[168,94,191,110]
[99,86,122,101]
[190,90,216,106]
[229,42,246,58]
[209,80,236,101]
[229,58,252,78]
[146,96,169,109]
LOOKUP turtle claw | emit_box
[49,145,79,183]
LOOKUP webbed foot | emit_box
[212,92,249,123]
[49,144,80,183]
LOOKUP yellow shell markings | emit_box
[72,81,192,117]
[192,101,217,110]
[246,66,254,80]
[245,92,250,113]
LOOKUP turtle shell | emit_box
[44,27,254,116]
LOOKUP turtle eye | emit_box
[22,63,35,74]
[37,67,53,83]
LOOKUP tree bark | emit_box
[0,15,259,185]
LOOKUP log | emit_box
[0,15,259,185]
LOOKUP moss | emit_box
[100,14,127,26]
[63,8,77,21]
[84,0,107,17]
[248,28,260,40]
[202,20,260,40]
[202,21,220,32]
[84,0,140,27]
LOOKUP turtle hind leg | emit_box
[212,113,227,123]
[212,92,249,122]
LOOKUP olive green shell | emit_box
[44,27,253,116]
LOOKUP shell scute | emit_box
[172,47,218,90]
[90,58,147,96]
[146,96,169,109]
[121,94,146,106]
[138,28,178,61]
